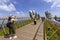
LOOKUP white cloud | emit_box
[0,14,4,18]
[0,3,16,11]
[0,4,10,11]
[0,0,16,11]
[8,3,16,11]
[0,0,9,4]
[57,5,60,7]
[3,0,9,3]
[44,0,52,3]
[16,11,20,14]
[14,11,29,17]
[51,2,57,8]
[14,1,17,4]
[44,0,60,8]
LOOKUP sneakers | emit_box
[13,36,17,39]
[9,36,17,39]
[9,37,12,39]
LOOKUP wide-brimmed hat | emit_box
[8,14,15,18]
[11,15,15,18]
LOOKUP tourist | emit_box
[6,15,17,39]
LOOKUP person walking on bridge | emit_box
[34,18,36,25]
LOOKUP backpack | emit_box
[6,22,10,27]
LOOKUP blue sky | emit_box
[0,0,60,18]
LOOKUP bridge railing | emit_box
[44,20,60,40]
[0,17,33,36]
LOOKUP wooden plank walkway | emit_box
[0,20,44,40]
